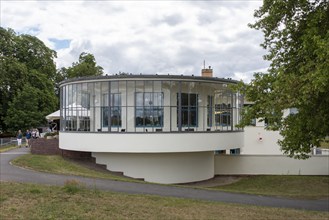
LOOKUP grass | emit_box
[210,175,329,199]
[12,154,140,183]
[63,179,86,194]
[1,182,328,220]
[12,154,329,200]
[0,144,18,153]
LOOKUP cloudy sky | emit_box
[1,0,269,82]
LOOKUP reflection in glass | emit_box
[135,92,163,127]
[60,78,242,133]
[102,93,122,127]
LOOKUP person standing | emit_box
[35,129,40,138]
[25,129,31,148]
[31,129,36,139]
[17,130,22,148]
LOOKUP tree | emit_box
[0,27,58,132]
[66,52,103,78]
[0,58,28,131]
[53,52,104,100]
[4,84,57,131]
[54,67,68,99]
[15,34,57,81]
[235,0,329,159]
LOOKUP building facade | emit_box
[59,72,244,183]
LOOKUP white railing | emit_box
[0,137,16,146]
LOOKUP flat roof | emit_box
[60,74,240,86]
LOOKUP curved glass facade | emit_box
[60,76,243,133]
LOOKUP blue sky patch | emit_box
[49,38,71,50]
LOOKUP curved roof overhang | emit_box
[59,74,239,87]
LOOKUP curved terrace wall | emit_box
[59,131,243,153]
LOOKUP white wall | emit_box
[242,126,283,155]
[59,131,243,153]
[93,151,214,184]
[215,155,329,175]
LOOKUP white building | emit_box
[59,69,329,183]
[59,68,245,184]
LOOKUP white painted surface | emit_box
[242,126,283,155]
[92,151,214,184]
[215,155,329,175]
[255,119,265,127]
[59,131,243,153]
[320,149,329,155]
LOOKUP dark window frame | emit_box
[135,92,164,128]
[102,93,122,127]
[177,93,198,128]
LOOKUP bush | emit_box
[44,132,58,138]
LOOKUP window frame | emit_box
[135,92,164,128]
[102,93,122,128]
[177,93,199,128]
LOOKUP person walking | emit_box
[17,130,23,148]
[25,129,31,148]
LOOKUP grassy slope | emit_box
[12,154,139,182]
[11,154,329,199]
[1,182,328,220]
[210,175,329,199]
[0,145,18,153]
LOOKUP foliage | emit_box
[54,52,104,100]
[320,136,329,148]
[0,27,58,132]
[235,0,329,159]
[61,52,104,79]
[54,67,68,98]
[15,34,57,80]
[43,131,59,138]
[0,27,104,133]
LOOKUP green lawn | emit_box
[210,175,329,199]
[12,154,140,183]
[1,182,328,220]
[0,144,18,153]
[11,154,329,200]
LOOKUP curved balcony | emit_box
[59,131,243,153]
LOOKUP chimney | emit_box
[201,65,213,77]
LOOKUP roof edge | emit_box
[59,74,240,86]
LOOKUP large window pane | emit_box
[135,92,163,128]
[102,93,122,128]
[177,93,198,128]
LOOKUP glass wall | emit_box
[60,78,243,133]
[135,92,164,128]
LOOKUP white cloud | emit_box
[233,67,269,83]
[1,0,268,82]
